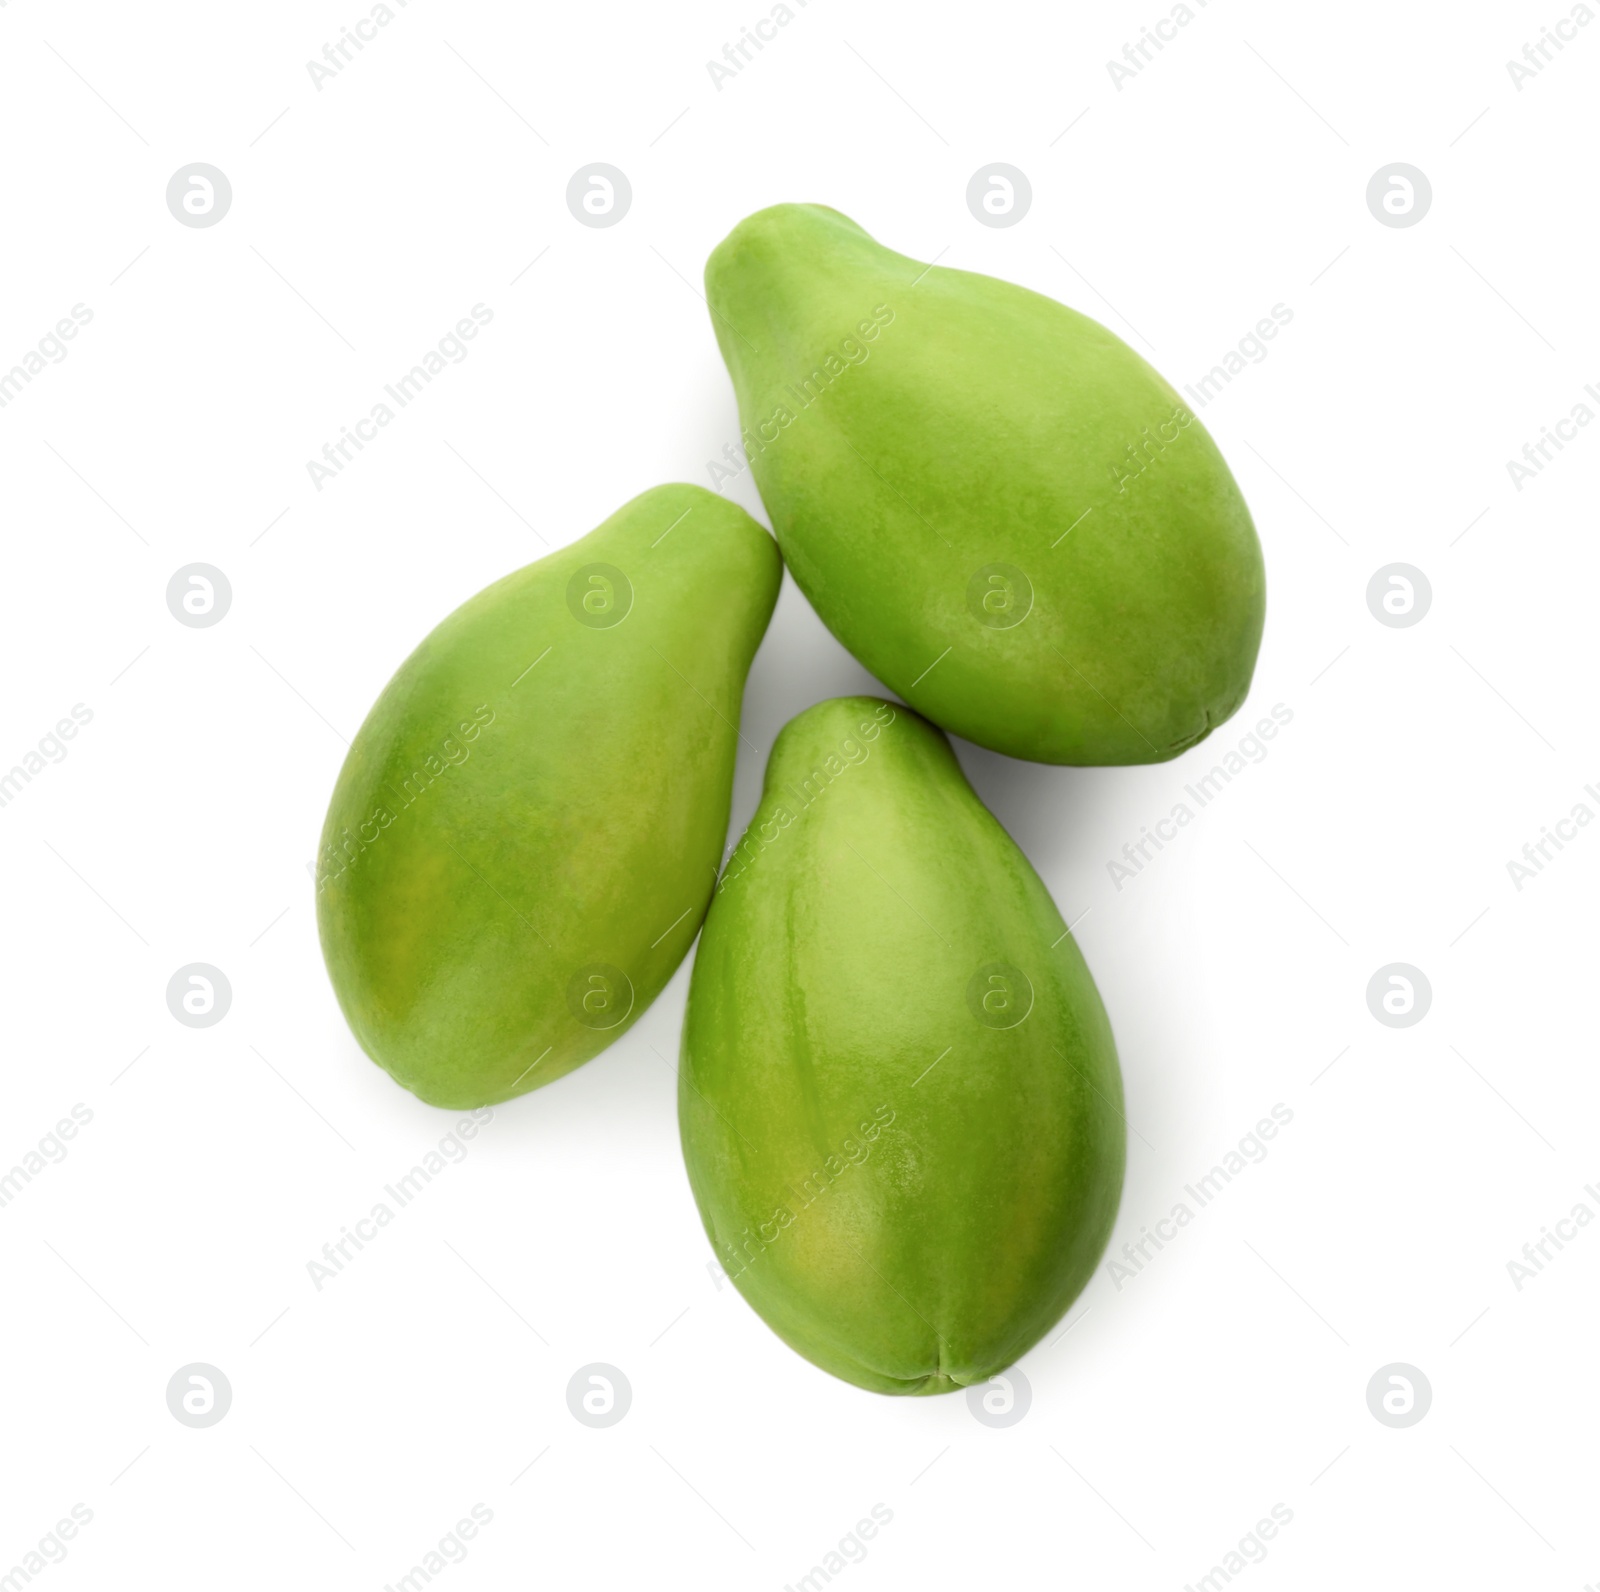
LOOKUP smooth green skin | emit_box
[705,204,1267,765]
[316,484,781,1109]
[679,696,1126,1394]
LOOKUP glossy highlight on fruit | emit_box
[679,696,1126,1393]
[704,203,1266,764]
[316,484,781,1108]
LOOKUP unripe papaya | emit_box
[317,484,781,1108]
[704,203,1266,765]
[679,696,1126,1394]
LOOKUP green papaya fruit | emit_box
[316,484,781,1109]
[679,695,1126,1394]
[704,204,1266,765]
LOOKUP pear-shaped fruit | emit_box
[704,204,1266,765]
[679,696,1126,1394]
[317,484,781,1108]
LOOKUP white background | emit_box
[2,0,1596,1587]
